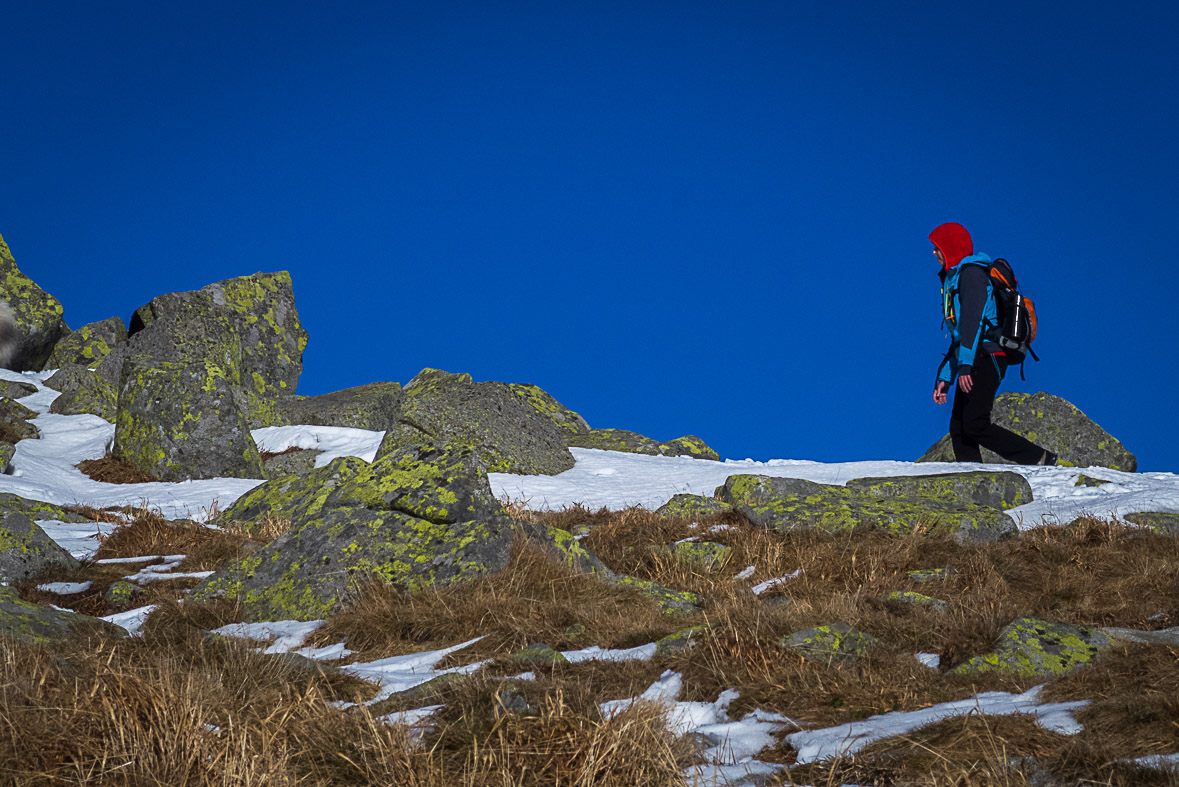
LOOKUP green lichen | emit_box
[666,540,732,571]
[616,576,700,615]
[886,591,949,612]
[951,617,1114,677]
[654,625,709,656]
[779,622,881,664]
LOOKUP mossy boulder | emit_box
[919,392,1136,471]
[45,364,119,421]
[0,397,39,442]
[0,380,37,399]
[532,526,615,578]
[654,625,710,656]
[615,576,701,615]
[111,356,265,481]
[193,443,528,621]
[376,368,574,476]
[846,471,1033,510]
[655,494,734,520]
[0,443,13,471]
[509,383,589,436]
[662,540,732,571]
[1124,512,1179,536]
[0,493,90,523]
[952,617,1115,678]
[886,591,949,613]
[716,474,1016,543]
[779,622,881,665]
[511,642,569,666]
[0,512,81,582]
[104,580,144,608]
[567,428,720,461]
[271,382,404,430]
[44,316,127,369]
[0,586,126,645]
[908,568,958,583]
[0,233,70,371]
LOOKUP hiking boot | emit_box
[1037,450,1057,466]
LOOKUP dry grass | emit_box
[76,456,156,484]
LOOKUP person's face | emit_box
[933,247,946,268]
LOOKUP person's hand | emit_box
[958,374,973,393]
[933,381,949,405]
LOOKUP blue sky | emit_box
[3,2,1176,470]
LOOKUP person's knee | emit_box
[961,413,992,441]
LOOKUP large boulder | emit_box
[0,398,39,443]
[508,383,590,436]
[193,443,531,621]
[44,316,127,369]
[45,364,119,421]
[0,511,80,583]
[111,357,265,481]
[566,428,720,461]
[846,471,1033,511]
[0,233,70,371]
[272,382,404,430]
[0,586,126,645]
[919,392,1136,471]
[716,474,1018,543]
[376,369,574,475]
[952,617,1115,678]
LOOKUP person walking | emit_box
[930,222,1055,465]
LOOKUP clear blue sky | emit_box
[3,2,1176,471]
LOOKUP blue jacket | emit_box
[938,253,1001,384]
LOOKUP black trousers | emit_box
[949,354,1045,464]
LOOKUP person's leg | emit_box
[949,382,982,463]
[960,355,1046,465]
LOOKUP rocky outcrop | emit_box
[193,443,532,621]
[0,398,39,443]
[0,380,37,399]
[920,392,1136,471]
[846,471,1033,511]
[567,428,720,461]
[0,512,80,583]
[717,473,1020,543]
[0,233,70,371]
[44,316,127,369]
[509,383,590,436]
[376,369,574,476]
[952,617,1115,678]
[271,382,404,431]
[655,494,734,520]
[45,365,119,421]
[0,586,126,645]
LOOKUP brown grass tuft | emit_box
[76,456,156,484]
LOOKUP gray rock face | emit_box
[566,428,720,461]
[193,443,528,621]
[376,369,575,476]
[272,382,404,431]
[779,622,881,665]
[0,398,39,442]
[716,473,1018,543]
[655,494,735,520]
[45,364,119,421]
[0,512,81,583]
[111,357,265,481]
[0,586,126,645]
[508,383,590,436]
[920,392,1136,471]
[0,233,70,371]
[262,448,323,479]
[0,380,37,399]
[846,471,1033,511]
[44,316,127,369]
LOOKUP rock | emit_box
[0,380,37,399]
[0,397,39,442]
[192,443,528,621]
[531,526,616,578]
[615,576,701,615]
[886,591,949,613]
[654,625,709,657]
[908,568,959,583]
[45,365,119,421]
[919,392,1136,471]
[951,617,1115,678]
[44,316,127,369]
[0,443,13,472]
[1074,475,1111,488]
[1124,512,1179,536]
[655,494,734,520]
[567,428,720,461]
[272,382,403,430]
[509,383,589,436]
[0,493,90,523]
[262,448,323,479]
[846,471,1033,510]
[0,586,126,645]
[111,357,265,481]
[563,623,586,640]
[0,233,70,371]
[494,682,539,719]
[662,540,732,571]
[511,643,569,666]
[1100,626,1179,646]
[779,622,881,665]
[377,368,574,475]
[104,580,144,608]
[716,474,1017,543]
[0,512,81,582]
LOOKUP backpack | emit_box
[984,258,1039,379]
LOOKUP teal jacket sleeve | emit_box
[954,264,991,371]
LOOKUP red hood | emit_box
[929,222,973,270]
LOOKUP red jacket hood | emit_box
[929,222,973,270]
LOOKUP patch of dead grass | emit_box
[76,455,156,484]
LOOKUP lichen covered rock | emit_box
[952,617,1115,678]
[662,540,732,571]
[0,586,126,645]
[377,368,574,475]
[654,625,709,656]
[716,474,1016,543]
[262,448,323,479]
[532,526,615,578]
[104,580,144,608]
[509,383,589,436]
[779,622,881,665]
[111,356,265,481]
[615,576,701,615]
[45,364,119,421]
[0,397,39,442]
[45,316,127,369]
[846,471,1033,511]
[1124,512,1179,536]
[0,233,69,371]
[567,428,720,461]
[193,443,527,621]
[919,392,1136,471]
[272,382,404,431]
[886,591,949,613]
[0,380,37,399]
[655,494,734,520]
[0,512,81,583]
[511,643,569,666]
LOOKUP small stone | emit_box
[615,576,701,615]
[886,591,949,613]
[907,568,959,583]
[952,617,1114,678]
[1074,475,1111,488]
[104,580,144,608]
[654,625,709,657]
[779,622,881,665]
[511,643,569,666]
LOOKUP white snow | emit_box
[751,569,803,595]
[211,619,355,660]
[101,604,157,636]
[36,581,91,594]
[252,425,384,467]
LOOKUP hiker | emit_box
[930,222,1055,465]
